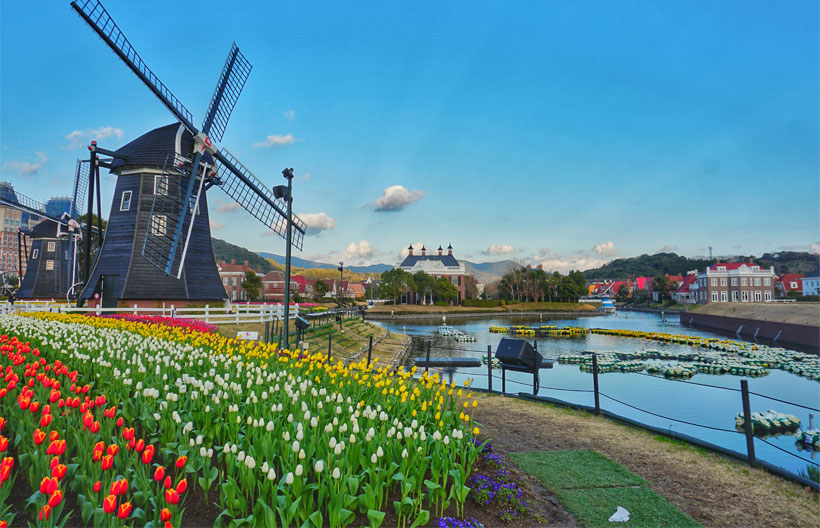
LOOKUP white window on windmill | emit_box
[154,175,169,196]
[151,215,167,236]
[47,241,56,252]
[46,260,54,271]
[32,249,39,259]
[120,190,132,211]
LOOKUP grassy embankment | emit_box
[368,301,598,315]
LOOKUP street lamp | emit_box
[273,168,295,349]
[337,261,344,331]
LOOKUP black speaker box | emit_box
[294,316,310,330]
[495,337,542,368]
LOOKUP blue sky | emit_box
[2,1,818,272]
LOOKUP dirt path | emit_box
[473,393,819,528]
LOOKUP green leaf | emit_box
[81,501,94,524]
[410,509,430,528]
[400,496,415,516]
[308,510,323,528]
[391,472,406,483]
[367,509,385,528]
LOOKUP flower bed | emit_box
[0,312,482,527]
[91,313,220,334]
[735,410,801,435]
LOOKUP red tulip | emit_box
[117,501,132,519]
[107,444,119,457]
[175,455,187,469]
[40,477,58,495]
[163,476,172,489]
[0,436,7,453]
[91,421,100,433]
[48,489,63,508]
[93,480,102,493]
[142,445,155,465]
[135,439,145,452]
[103,494,117,514]
[154,466,165,481]
[0,417,5,431]
[122,427,134,440]
[39,505,51,521]
[33,428,46,445]
[40,414,52,427]
[127,438,135,450]
[49,456,60,469]
[116,417,123,427]
[52,464,67,480]
[30,401,40,413]
[101,454,113,470]
[164,488,179,505]
[176,478,188,494]
[83,412,94,429]
[165,523,173,528]
[49,389,60,403]
[0,519,8,528]
[49,431,60,442]
[160,508,171,522]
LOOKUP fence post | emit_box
[487,345,493,394]
[740,379,757,468]
[133,304,138,315]
[592,353,600,415]
[425,341,431,374]
[532,340,538,396]
[205,304,210,323]
[96,303,101,316]
[162,302,166,317]
[367,335,373,366]
[235,307,240,324]
[327,334,332,362]
[170,305,175,319]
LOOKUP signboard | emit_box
[236,331,258,340]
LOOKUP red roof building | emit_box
[217,260,256,302]
[775,273,804,297]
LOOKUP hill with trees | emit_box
[212,238,275,273]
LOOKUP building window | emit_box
[47,241,55,252]
[154,175,169,196]
[741,290,749,302]
[720,278,727,286]
[741,277,748,286]
[754,291,762,302]
[764,278,771,286]
[731,291,739,302]
[709,278,717,287]
[223,278,229,285]
[232,277,238,286]
[120,191,132,211]
[764,291,771,301]
[32,249,39,259]
[754,277,761,286]
[46,260,54,271]
[711,292,718,302]
[150,215,167,236]
[731,277,738,286]
[720,291,728,302]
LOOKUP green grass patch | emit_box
[510,450,645,490]
[555,487,700,528]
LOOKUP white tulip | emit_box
[332,467,341,479]
[315,460,324,473]
[285,472,294,485]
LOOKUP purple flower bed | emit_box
[467,441,529,523]
[437,517,484,528]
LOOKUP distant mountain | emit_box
[257,252,392,274]
[463,259,517,284]
[212,238,275,273]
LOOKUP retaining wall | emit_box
[681,311,819,349]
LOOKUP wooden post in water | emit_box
[592,353,601,415]
[425,341,431,374]
[367,335,373,366]
[532,340,538,396]
[741,379,757,468]
[487,345,493,393]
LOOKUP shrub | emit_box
[434,301,449,306]
[462,299,501,308]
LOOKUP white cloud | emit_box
[252,133,300,148]
[812,242,820,255]
[64,126,123,149]
[537,255,609,274]
[484,244,515,256]
[341,240,378,265]
[593,241,618,256]
[656,245,678,253]
[283,110,295,121]
[2,152,48,176]
[299,212,336,235]
[398,241,426,261]
[209,220,224,230]
[374,185,426,212]
[217,202,241,213]
[302,172,311,182]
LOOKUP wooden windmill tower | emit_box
[0,160,88,300]
[71,0,306,309]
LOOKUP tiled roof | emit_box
[776,273,804,292]
[804,266,820,279]
[217,261,254,274]
[710,262,754,271]
[676,274,697,293]
[400,254,460,267]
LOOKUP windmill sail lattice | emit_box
[71,159,90,219]
[202,43,252,143]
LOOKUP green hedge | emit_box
[461,299,502,307]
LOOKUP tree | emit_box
[632,288,651,305]
[379,268,415,302]
[568,270,587,297]
[413,271,437,304]
[240,271,262,301]
[464,275,479,300]
[433,277,458,304]
[313,279,329,300]
[616,283,630,303]
[557,276,581,302]
[652,275,673,302]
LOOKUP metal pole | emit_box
[282,168,294,350]
[83,144,96,288]
[425,341,431,374]
[487,344,493,393]
[532,340,538,395]
[327,334,332,362]
[367,335,373,366]
[592,353,600,415]
[740,379,757,468]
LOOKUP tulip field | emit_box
[0,312,482,527]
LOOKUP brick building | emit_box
[260,271,299,302]
[217,259,255,302]
[775,273,803,298]
[398,244,466,304]
[693,262,775,304]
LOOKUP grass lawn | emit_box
[510,450,700,528]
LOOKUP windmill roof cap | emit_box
[31,220,60,238]
[110,123,213,172]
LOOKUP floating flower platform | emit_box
[735,410,801,434]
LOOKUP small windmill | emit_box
[71,0,306,312]
[0,161,88,299]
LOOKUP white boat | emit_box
[598,296,616,313]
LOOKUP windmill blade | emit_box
[202,43,252,142]
[71,159,90,219]
[214,149,306,250]
[0,189,66,226]
[141,154,206,278]
[71,0,197,134]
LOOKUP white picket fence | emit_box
[0,300,302,325]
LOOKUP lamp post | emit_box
[274,168,294,349]
[338,261,344,331]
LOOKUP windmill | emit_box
[71,0,306,315]
[0,161,88,299]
